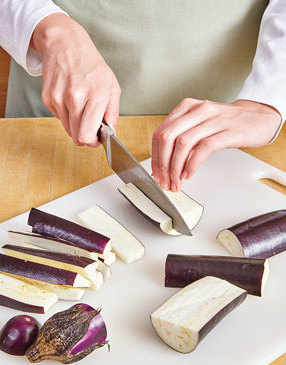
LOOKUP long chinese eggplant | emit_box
[78,205,145,263]
[118,183,203,235]
[151,276,246,353]
[0,272,58,313]
[2,244,100,289]
[165,254,269,296]
[28,208,111,255]
[217,210,286,259]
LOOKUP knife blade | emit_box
[99,121,192,236]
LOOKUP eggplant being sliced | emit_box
[2,244,100,289]
[151,276,246,353]
[217,210,286,259]
[118,183,203,235]
[0,272,58,313]
[165,254,269,296]
[28,208,111,255]
[78,205,145,263]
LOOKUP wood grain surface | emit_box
[0,116,285,364]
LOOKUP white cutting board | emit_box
[0,148,285,365]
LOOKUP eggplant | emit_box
[99,251,116,265]
[151,276,246,353]
[97,259,110,280]
[0,272,58,313]
[8,231,99,260]
[28,208,111,255]
[2,244,100,289]
[165,254,269,296]
[78,205,145,263]
[118,183,203,235]
[217,210,286,259]
[0,315,39,356]
[26,303,108,364]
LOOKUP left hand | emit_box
[151,98,281,191]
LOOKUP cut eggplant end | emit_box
[78,205,145,263]
[92,271,104,291]
[216,229,245,257]
[8,231,99,260]
[151,276,246,353]
[118,183,203,235]
[98,251,116,265]
[0,273,58,313]
[97,260,111,280]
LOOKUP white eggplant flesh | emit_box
[98,251,116,265]
[118,183,203,235]
[78,205,145,263]
[93,271,104,291]
[0,273,58,313]
[97,259,111,280]
[8,231,99,260]
[151,276,246,353]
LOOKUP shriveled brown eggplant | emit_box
[217,210,286,259]
[26,303,108,364]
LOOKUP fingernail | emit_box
[181,172,188,179]
[161,183,169,190]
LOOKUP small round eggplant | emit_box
[0,315,39,356]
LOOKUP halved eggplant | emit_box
[8,231,99,260]
[165,254,269,296]
[151,276,246,353]
[217,210,286,259]
[28,208,111,255]
[97,259,111,280]
[2,244,99,289]
[118,183,203,235]
[78,205,145,263]
[0,272,58,313]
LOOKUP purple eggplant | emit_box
[217,210,286,259]
[151,276,246,353]
[26,303,108,363]
[0,315,39,356]
[165,254,269,296]
[28,208,111,254]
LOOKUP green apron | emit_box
[5,0,268,117]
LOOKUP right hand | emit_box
[30,13,121,146]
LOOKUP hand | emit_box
[30,13,121,146]
[152,98,281,191]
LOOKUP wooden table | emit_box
[0,116,285,365]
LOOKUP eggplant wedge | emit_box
[0,272,58,313]
[28,208,111,255]
[165,254,269,296]
[151,276,246,353]
[118,183,203,235]
[2,244,100,289]
[78,205,145,263]
[217,210,286,259]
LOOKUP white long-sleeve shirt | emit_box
[0,0,285,137]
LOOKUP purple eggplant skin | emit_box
[0,315,39,356]
[2,245,96,268]
[227,210,286,259]
[0,294,46,314]
[28,208,110,254]
[165,254,267,296]
[0,253,79,286]
[199,291,247,343]
[26,303,108,364]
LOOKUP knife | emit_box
[98,121,192,236]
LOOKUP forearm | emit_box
[0,0,67,76]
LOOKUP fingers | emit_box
[103,81,121,132]
[170,118,223,190]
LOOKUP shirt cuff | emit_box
[20,7,68,76]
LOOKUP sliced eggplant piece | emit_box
[8,231,99,260]
[165,254,269,296]
[151,276,246,353]
[97,259,111,280]
[28,208,111,254]
[2,244,99,289]
[93,271,103,292]
[98,251,116,265]
[217,210,286,259]
[0,272,58,313]
[78,205,145,263]
[0,253,90,288]
[118,183,203,235]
